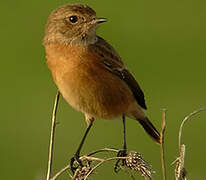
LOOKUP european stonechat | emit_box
[43,4,160,172]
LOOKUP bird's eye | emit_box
[69,16,78,23]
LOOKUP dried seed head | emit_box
[175,145,187,180]
[175,160,187,180]
[126,151,154,180]
[72,165,91,180]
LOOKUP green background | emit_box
[1,0,206,179]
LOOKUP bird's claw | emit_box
[70,155,83,174]
[114,149,127,173]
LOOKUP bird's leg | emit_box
[114,115,127,172]
[70,118,94,173]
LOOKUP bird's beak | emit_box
[95,17,107,24]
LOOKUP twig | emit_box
[50,164,71,180]
[178,107,206,151]
[70,155,127,180]
[48,148,153,180]
[46,90,60,180]
[49,148,118,180]
[175,107,206,180]
[87,147,119,156]
[83,156,127,180]
[160,109,167,180]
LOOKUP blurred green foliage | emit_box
[1,0,206,179]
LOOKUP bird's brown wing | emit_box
[90,36,147,109]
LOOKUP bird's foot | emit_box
[114,149,127,173]
[70,154,83,174]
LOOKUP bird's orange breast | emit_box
[45,43,136,119]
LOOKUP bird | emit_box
[43,4,160,172]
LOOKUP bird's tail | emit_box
[137,117,161,144]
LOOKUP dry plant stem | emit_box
[46,90,60,180]
[50,148,119,180]
[87,148,119,156]
[175,107,206,180]
[160,109,167,180]
[83,156,127,180]
[178,107,206,151]
[50,165,71,180]
[71,156,126,180]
